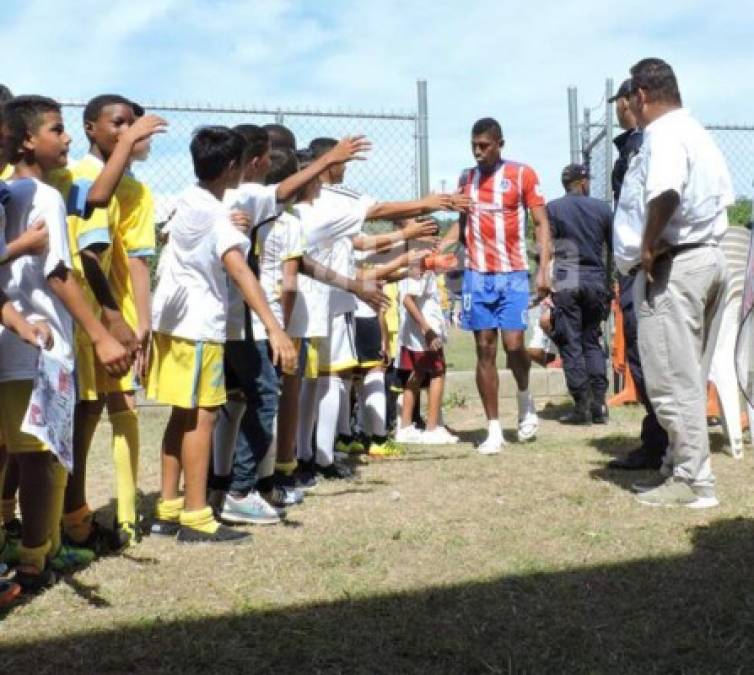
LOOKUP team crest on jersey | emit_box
[500,178,512,192]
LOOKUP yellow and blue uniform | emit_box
[0,165,12,181]
[98,172,155,393]
[50,155,119,401]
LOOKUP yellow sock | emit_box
[275,460,297,476]
[110,410,139,526]
[179,506,219,534]
[46,462,68,558]
[1,497,16,524]
[155,496,184,523]
[62,504,93,544]
[19,540,50,572]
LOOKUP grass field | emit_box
[2,374,754,673]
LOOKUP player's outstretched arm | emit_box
[46,262,131,376]
[275,136,371,203]
[222,247,297,372]
[86,115,168,208]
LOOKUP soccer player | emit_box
[441,117,552,454]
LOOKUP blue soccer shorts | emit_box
[460,269,529,332]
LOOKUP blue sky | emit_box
[2,0,753,202]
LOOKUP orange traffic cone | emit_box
[706,382,721,421]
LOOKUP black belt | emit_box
[667,242,716,257]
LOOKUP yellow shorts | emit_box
[0,380,50,453]
[96,364,138,395]
[74,329,100,402]
[146,333,226,409]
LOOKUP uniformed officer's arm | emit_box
[530,205,552,297]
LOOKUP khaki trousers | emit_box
[635,246,728,490]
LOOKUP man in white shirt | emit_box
[613,58,732,508]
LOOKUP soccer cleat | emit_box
[176,523,251,544]
[517,411,539,441]
[150,518,181,537]
[368,439,405,459]
[419,426,459,445]
[335,437,366,455]
[14,565,59,593]
[110,521,140,551]
[221,492,282,525]
[395,424,424,444]
[49,544,96,572]
[63,520,115,555]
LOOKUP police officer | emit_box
[607,79,669,469]
[548,164,613,424]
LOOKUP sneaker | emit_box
[49,544,96,572]
[517,411,539,442]
[335,437,366,455]
[316,461,355,480]
[477,434,505,455]
[420,426,459,445]
[368,439,405,459]
[176,523,252,543]
[63,520,114,555]
[635,477,719,509]
[0,579,21,607]
[395,424,423,444]
[14,565,58,593]
[150,518,181,537]
[221,492,282,525]
[261,486,303,508]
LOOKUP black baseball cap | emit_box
[561,163,589,184]
[608,78,632,103]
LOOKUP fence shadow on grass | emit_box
[3,518,754,673]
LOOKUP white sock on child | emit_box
[315,375,343,466]
[363,371,387,437]
[297,378,318,462]
[338,377,353,437]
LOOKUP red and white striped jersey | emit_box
[458,159,545,273]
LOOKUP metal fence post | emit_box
[568,86,580,164]
[604,78,614,204]
[417,79,430,197]
[582,107,591,168]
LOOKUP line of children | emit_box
[0,88,474,603]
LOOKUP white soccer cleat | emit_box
[395,424,424,444]
[420,426,459,445]
[476,435,505,455]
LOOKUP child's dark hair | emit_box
[262,123,296,151]
[308,137,337,160]
[83,94,144,123]
[3,95,61,165]
[190,126,246,181]
[265,147,299,186]
[0,85,13,105]
[233,124,269,160]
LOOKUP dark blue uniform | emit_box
[547,193,613,414]
[613,128,668,463]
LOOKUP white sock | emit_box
[315,375,343,466]
[363,371,387,438]
[297,378,318,462]
[487,419,502,441]
[338,377,353,437]
[517,389,534,417]
[212,397,246,477]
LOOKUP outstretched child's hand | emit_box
[352,278,390,312]
[123,114,168,146]
[419,193,455,213]
[424,327,442,352]
[268,327,298,374]
[450,193,472,212]
[403,216,438,240]
[92,333,132,378]
[18,320,54,350]
[328,135,372,164]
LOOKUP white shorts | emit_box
[314,312,358,374]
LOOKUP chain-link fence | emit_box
[61,97,426,223]
[569,80,754,216]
